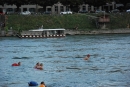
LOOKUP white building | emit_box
[0,2,115,14]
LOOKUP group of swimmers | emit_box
[12,62,43,70]
[12,62,45,86]
[12,54,90,67]
[11,54,90,87]
[11,54,90,68]
[34,62,43,70]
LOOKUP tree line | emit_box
[0,0,130,12]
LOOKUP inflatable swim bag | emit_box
[28,81,38,86]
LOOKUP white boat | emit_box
[18,28,66,38]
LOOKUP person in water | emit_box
[39,81,46,87]
[12,62,21,66]
[84,54,90,60]
[38,63,43,70]
[35,62,43,70]
[34,62,40,68]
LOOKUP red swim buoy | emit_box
[12,63,19,66]
[12,62,21,66]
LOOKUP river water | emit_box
[0,34,130,87]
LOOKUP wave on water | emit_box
[12,57,31,59]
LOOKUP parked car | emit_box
[111,9,120,13]
[6,8,14,14]
[7,11,14,14]
[44,11,51,14]
[95,10,105,13]
[21,11,31,15]
[79,10,88,13]
[60,11,72,14]
[126,9,130,12]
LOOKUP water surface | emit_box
[0,34,130,87]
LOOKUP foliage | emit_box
[7,13,130,32]
[7,14,96,31]
[0,0,6,6]
[85,0,106,7]
[109,13,130,29]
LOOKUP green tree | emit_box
[86,0,106,7]
[116,0,130,9]
[29,0,59,12]
[0,0,6,6]
[59,0,83,12]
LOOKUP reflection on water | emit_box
[0,34,130,87]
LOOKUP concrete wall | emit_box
[65,29,130,35]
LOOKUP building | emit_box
[0,2,107,14]
[0,2,72,14]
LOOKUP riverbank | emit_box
[6,13,130,31]
[0,28,130,37]
[65,28,130,35]
[1,13,130,37]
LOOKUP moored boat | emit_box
[18,28,66,38]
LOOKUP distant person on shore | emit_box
[39,81,46,87]
[12,62,21,66]
[84,54,90,60]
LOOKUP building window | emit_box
[29,8,35,13]
[82,6,86,11]
[0,8,2,13]
[38,8,44,13]
[7,8,14,12]
[66,6,69,11]
[60,6,63,11]
[55,6,58,11]
[14,8,21,12]
[88,7,91,11]
[23,8,27,11]
[47,8,51,11]
[7,8,14,14]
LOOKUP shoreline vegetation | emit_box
[1,13,130,36]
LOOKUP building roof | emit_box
[29,28,65,31]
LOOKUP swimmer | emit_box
[34,62,40,68]
[35,62,43,70]
[84,54,90,60]
[39,81,46,87]
[37,63,43,70]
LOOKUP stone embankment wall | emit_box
[65,28,130,35]
[0,28,130,37]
